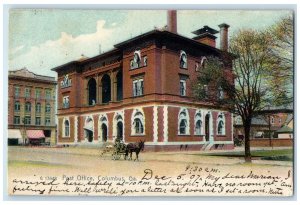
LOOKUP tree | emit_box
[267,16,293,105]
[193,30,278,162]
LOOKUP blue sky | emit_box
[9,9,292,77]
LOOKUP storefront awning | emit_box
[8,129,23,139]
[26,130,45,139]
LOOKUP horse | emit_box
[125,140,145,161]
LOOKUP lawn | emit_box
[192,149,293,161]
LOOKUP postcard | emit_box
[7,9,294,197]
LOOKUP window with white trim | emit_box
[45,104,51,113]
[36,103,41,113]
[217,86,224,100]
[25,102,31,112]
[63,96,70,108]
[64,120,70,137]
[180,50,188,69]
[14,101,20,111]
[194,111,203,135]
[178,109,190,135]
[14,86,20,97]
[217,113,225,135]
[132,110,145,135]
[133,79,144,97]
[25,87,31,98]
[180,80,186,96]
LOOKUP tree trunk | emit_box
[244,120,252,162]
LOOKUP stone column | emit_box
[110,72,116,102]
[83,78,88,106]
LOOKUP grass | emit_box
[192,149,293,161]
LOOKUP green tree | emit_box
[193,30,277,162]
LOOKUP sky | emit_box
[8,9,292,78]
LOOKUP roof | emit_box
[192,25,219,35]
[285,114,293,124]
[235,115,268,126]
[258,103,293,114]
[9,68,56,83]
[52,28,235,73]
[275,126,293,133]
[51,48,120,72]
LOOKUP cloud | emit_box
[9,20,115,77]
[10,45,24,55]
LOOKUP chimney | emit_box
[192,26,218,47]
[218,23,230,51]
[167,10,177,33]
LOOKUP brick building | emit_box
[8,68,57,145]
[52,11,234,151]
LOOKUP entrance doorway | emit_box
[101,124,108,142]
[117,121,123,141]
[85,129,93,142]
[205,114,210,141]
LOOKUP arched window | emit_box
[102,74,111,103]
[178,108,190,135]
[36,103,41,113]
[217,113,225,135]
[87,78,97,105]
[45,104,51,113]
[14,101,20,111]
[131,110,145,135]
[64,120,70,137]
[116,71,123,101]
[180,50,188,69]
[194,111,203,135]
[25,102,31,112]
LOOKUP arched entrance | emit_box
[117,121,123,141]
[101,124,108,142]
[84,116,94,142]
[87,78,97,105]
[102,74,111,103]
[205,114,210,141]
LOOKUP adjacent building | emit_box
[234,104,293,147]
[52,11,235,151]
[8,68,57,145]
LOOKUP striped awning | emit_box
[8,129,23,139]
[26,130,45,139]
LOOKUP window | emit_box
[14,86,20,97]
[178,109,190,135]
[204,85,209,98]
[179,119,187,134]
[134,119,144,134]
[35,88,41,99]
[180,80,186,96]
[131,110,145,135]
[14,116,20,124]
[24,116,31,125]
[130,50,142,69]
[45,118,51,126]
[45,104,51,113]
[217,87,224,100]
[217,113,225,135]
[143,56,148,66]
[36,103,41,113]
[63,96,70,108]
[45,89,51,100]
[14,101,20,111]
[64,120,70,137]
[25,87,31,98]
[194,111,203,135]
[25,102,31,112]
[195,61,200,71]
[180,50,188,69]
[133,79,144,97]
[271,117,275,124]
[35,117,41,125]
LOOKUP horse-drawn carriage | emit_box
[100,138,145,161]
